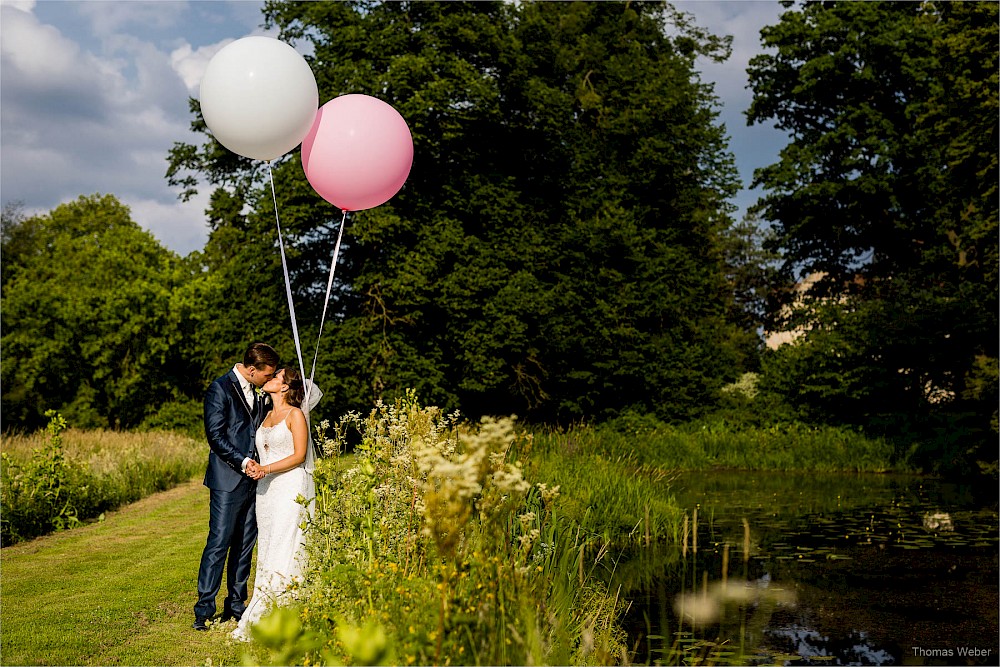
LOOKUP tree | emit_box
[168,0,744,424]
[747,1,998,472]
[720,211,782,369]
[1,195,194,429]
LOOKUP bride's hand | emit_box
[246,461,265,480]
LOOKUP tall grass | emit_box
[245,393,630,666]
[1,411,204,544]
[532,418,902,474]
[520,417,901,553]
[525,441,686,548]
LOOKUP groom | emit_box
[193,342,280,630]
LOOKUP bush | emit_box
[1,412,88,542]
[139,398,204,438]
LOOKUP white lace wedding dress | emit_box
[232,418,314,642]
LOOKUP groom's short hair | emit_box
[244,343,279,371]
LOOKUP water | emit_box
[611,471,999,666]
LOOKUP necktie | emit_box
[250,390,260,462]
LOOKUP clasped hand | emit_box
[245,460,266,480]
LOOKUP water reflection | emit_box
[767,625,895,665]
[923,511,954,532]
[673,575,796,625]
[610,472,999,666]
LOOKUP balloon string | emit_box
[267,162,308,403]
[307,209,347,403]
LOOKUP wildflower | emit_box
[539,483,561,504]
[518,528,540,548]
[489,451,507,469]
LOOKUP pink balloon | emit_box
[301,94,414,211]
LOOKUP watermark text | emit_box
[912,646,994,659]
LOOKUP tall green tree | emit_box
[168,0,743,423]
[1,195,196,429]
[747,1,998,472]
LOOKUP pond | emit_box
[609,471,999,666]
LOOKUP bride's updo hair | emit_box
[281,368,306,408]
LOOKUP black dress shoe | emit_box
[192,618,209,631]
[221,609,243,623]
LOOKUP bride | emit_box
[232,367,318,642]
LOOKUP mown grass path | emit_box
[1,478,244,666]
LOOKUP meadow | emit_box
[0,411,204,544]
[0,403,903,665]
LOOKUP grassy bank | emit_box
[532,418,903,473]
[521,417,904,550]
[525,438,686,547]
[249,397,631,666]
[0,478,243,666]
[1,412,204,544]
[240,407,902,664]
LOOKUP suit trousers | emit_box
[194,475,258,620]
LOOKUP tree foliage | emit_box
[748,0,998,472]
[166,0,744,424]
[1,195,196,429]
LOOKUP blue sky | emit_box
[1,0,787,255]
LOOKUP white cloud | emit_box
[105,32,191,111]
[170,39,233,95]
[124,190,211,256]
[0,0,35,12]
[678,0,789,217]
[0,0,202,250]
[0,3,111,103]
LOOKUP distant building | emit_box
[763,272,826,350]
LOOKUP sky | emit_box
[1,0,788,256]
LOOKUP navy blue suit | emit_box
[194,370,270,622]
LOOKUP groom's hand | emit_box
[246,460,265,480]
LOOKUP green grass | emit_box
[0,478,245,666]
[531,418,904,473]
[525,445,685,546]
[0,427,204,471]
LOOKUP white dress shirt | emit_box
[234,364,256,408]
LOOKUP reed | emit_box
[531,418,902,474]
[527,445,686,548]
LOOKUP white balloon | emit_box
[199,36,318,161]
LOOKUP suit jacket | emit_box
[203,370,271,492]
